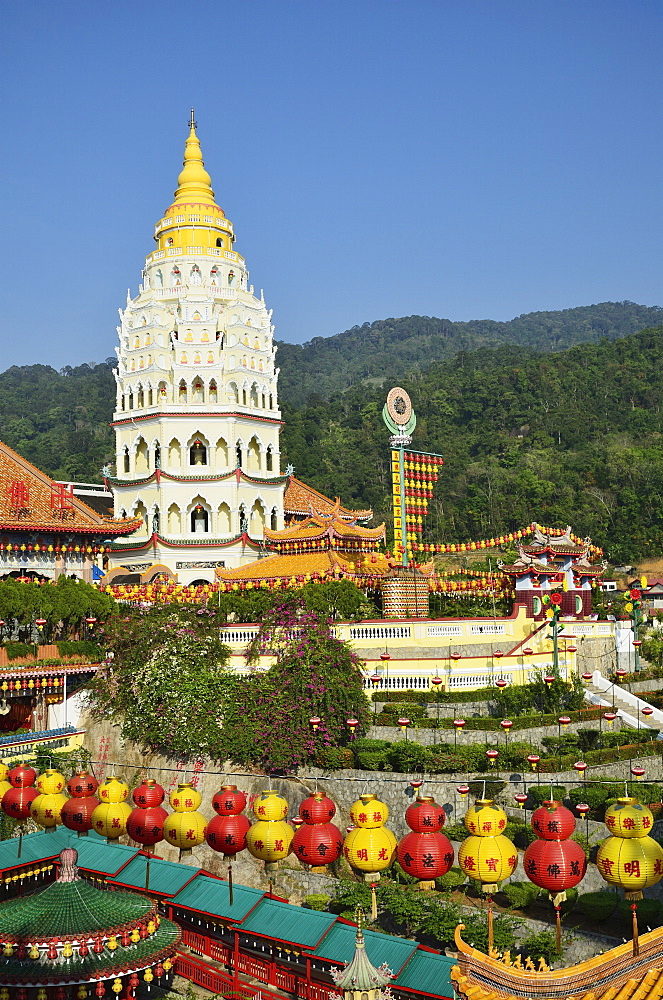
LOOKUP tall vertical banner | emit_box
[382,388,443,566]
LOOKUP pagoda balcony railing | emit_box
[151,285,237,300]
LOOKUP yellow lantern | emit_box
[163,782,207,854]
[0,764,9,783]
[31,792,67,829]
[36,768,65,794]
[350,793,389,828]
[112,979,123,994]
[77,988,87,1000]
[458,799,517,889]
[98,776,130,803]
[343,794,397,918]
[604,797,654,838]
[246,791,293,869]
[91,801,132,841]
[0,780,11,803]
[169,781,202,812]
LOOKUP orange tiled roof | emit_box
[265,512,385,544]
[0,442,141,536]
[215,549,394,582]
[284,477,373,522]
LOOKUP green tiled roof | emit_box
[393,949,455,997]
[0,827,71,870]
[313,921,417,974]
[0,878,152,938]
[71,833,140,875]
[172,874,263,922]
[113,855,198,897]
[0,919,179,985]
[240,898,336,948]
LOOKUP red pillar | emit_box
[233,930,240,987]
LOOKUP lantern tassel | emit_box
[228,860,234,906]
[632,903,639,957]
[487,895,494,954]
[555,905,562,954]
[371,882,378,921]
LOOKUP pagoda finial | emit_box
[172,112,217,208]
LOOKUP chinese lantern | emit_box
[37,769,66,795]
[8,764,36,787]
[458,799,517,952]
[206,785,250,902]
[524,800,587,951]
[343,794,397,919]
[397,795,454,890]
[98,776,130,803]
[291,793,343,872]
[67,772,99,798]
[597,797,663,956]
[91,800,132,841]
[163,782,207,855]
[2,763,38,821]
[31,789,67,830]
[127,780,168,847]
[246,791,294,870]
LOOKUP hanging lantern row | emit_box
[405,522,602,557]
[0,677,64,693]
[0,543,107,554]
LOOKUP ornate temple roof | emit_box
[284,476,373,522]
[0,442,141,536]
[332,912,392,992]
[522,525,587,557]
[215,549,393,583]
[0,848,179,988]
[265,509,385,547]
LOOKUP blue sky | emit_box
[2,1,662,369]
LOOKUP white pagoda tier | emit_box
[107,113,285,583]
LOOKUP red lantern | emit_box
[531,801,576,840]
[8,765,37,788]
[67,772,99,798]
[292,792,342,869]
[397,795,454,886]
[127,804,168,846]
[132,779,165,807]
[2,784,39,820]
[212,784,247,816]
[206,811,251,855]
[61,795,100,834]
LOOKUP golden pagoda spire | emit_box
[172,108,217,207]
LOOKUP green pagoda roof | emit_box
[332,914,392,991]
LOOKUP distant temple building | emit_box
[500,525,605,619]
[106,115,373,585]
[0,441,139,583]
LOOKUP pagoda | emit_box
[0,846,179,998]
[107,112,286,584]
[500,524,605,620]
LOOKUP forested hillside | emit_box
[277,301,663,405]
[281,329,663,563]
[2,306,663,561]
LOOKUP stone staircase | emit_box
[586,679,655,727]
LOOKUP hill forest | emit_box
[2,301,663,564]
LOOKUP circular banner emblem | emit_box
[386,387,412,426]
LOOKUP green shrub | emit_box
[560,887,578,913]
[444,823,469,842]
[56,639,102,660]
[3,642,32,660]
[577,728,601,751]
[520,929,560,963]
[435,866,467,891]
[501,880,540,909]
[313,746,354,770]
[527,785,567,806]
[387,741,433,773]
[352,739,391,771]
[618,897,662,929]
[504,822,537,848]
[467,779,507,800]
[577,891,618,922]
[381,702,427,719]
[305,894,331,911]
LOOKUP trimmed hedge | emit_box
[540,740,662,773]
[577,891,618,921]
[374,707,606,731]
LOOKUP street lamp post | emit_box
[431,674,444,745]
[369,673,381,725]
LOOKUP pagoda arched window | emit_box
[269,393,273,409]
[250,500,266,536]
[270,507,278,531]
[209,380,218,403]
[236,443,243,468]
[137,387,144,407]
[168,503,181,534]
[190,440,208,466]
[216,237,224,248]
[168,438,181,469]
[261,393,266,409]
[193,379,204,401]
[191,504,209,534]
[155,269,163,288]
[218,502,231,535]
[247,437,261,472]
[190,265,202,286]
[216,437,228,467]
[266,446,273,472]
[210,266,218,285]
[154,442,161,468]
[122,447,130,474]
[239,504,248,534]
[250,384,259,407]
[128,391,134,409]
[178,381,187,403]
[152,507,160,533]
[242,387,247,405]
[135,438,149,474]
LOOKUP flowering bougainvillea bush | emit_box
[219,597,371,772]
[87,605,232,759]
